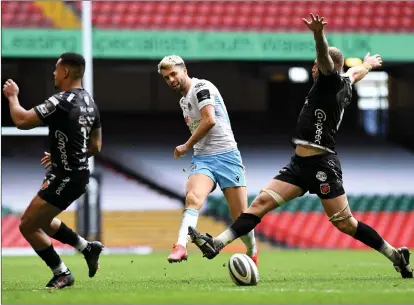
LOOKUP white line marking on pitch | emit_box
[221,287,414,293]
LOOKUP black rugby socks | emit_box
[354,221,401,263]
[354,221,384,250]
[230,213,262,238]
[53,222,79,246]
[35,245,68,275]
[53,222,89,252]
[216,213,261,247]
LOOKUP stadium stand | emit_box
[2,1,413,32]
[4,113,412,250]
[1,1,54,28]
[74,0,414,32]
[94,117,414,250]
[1,137,256,251]
[207,195,414,249]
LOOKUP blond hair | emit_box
[157,55,185,74]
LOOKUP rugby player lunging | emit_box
[3,52,104,289]
[158,55,258,265]
[188,15,412,279]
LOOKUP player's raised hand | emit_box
[303,13,327,33]
[3,79,19,98]
[363,52,383,70]
[41,151,52,169]
[174,143,189,159]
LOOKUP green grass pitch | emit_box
[2,249,413,304]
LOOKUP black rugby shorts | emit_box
[275,153,345,199]
[37,171,89,210]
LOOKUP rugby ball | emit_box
[228,253,259,286]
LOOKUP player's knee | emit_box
[40,223,54,236]
[250,195,267,210]
[332,217,358,235]
[250,189,285,210]
[185,191,203,210]
[248,191,282,218]
[19,218,32,236]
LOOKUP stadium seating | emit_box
[78,0,414,32]
[1,1,54,28]
[207,194,414,249]
[2,1,413,32]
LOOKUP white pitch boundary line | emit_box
[2,246,153,256]
[221,287,414,293]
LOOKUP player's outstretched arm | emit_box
[345,52,383,85]
[3,79,42,130]
[303,14,334,75]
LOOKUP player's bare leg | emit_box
[223,186,258,266]
[321,194,413,279]
[168,174,215,263]
[43,218,104,278]
[19,195,74,289]
[190,180,303,259]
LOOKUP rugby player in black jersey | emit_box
[3,52,104,288]
[188,14,412,279]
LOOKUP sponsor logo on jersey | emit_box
[188,120,200,133]
[316,171,327,182]
[320,183,330,194]
[81,106,94,113]
[196,89,210,103]
[55,130,72,171]
[56,177,71,195]
[328,160,336,168]
[37,99,57,118]
[41,179,50,190]
[314,109,327,145]
[67,93,75,102]
[86,116,95,125]
[78,116,87,125]
[195,82,206,89]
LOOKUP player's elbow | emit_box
[205,117,216,127]
[89,145,101,156]
[90,141,102,155]
[317,58,335,76]
[15,120,31,130]
[318,65,334,76]
[88,140,101,156]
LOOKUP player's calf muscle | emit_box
[332,217,358,236]
[41,218,62,236]
[228,205,248,220]
[223,187,248,220]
